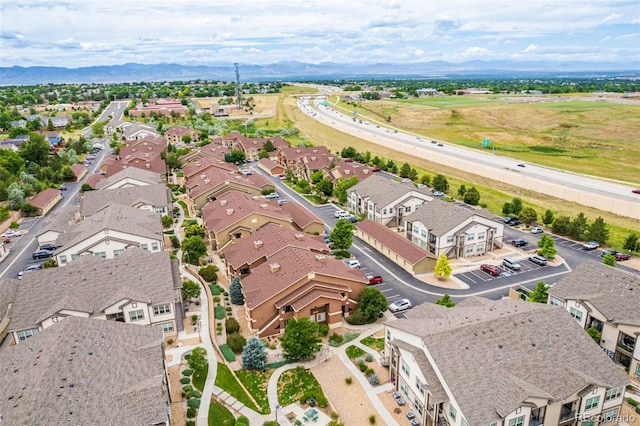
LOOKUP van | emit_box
[502,257,521,271]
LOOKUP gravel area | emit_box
[168,364,186,425]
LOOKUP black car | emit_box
[32,249,55,259]
[511,239,528,247]
[39,244,56,252]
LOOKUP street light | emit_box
[275,405,280,424]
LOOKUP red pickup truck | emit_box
[367,275,383,285]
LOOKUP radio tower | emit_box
[234,63,243,110]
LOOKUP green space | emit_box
[236,369,273,414]
[208,399,235,426]
[277,366,327,407]
[214,363,261,413]
[345,345,366,360]
[214,306,225,320]
[177,200,190,217]
[360,336,385,352]
[193,362,208,392]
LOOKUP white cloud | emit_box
[524,44,538,53]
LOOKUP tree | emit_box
[432,174,449,192]
[20,134,50,166]
[623,233,639,252]
[352,287,388,323]
[408,168,418,181]
[225,149,246,164]
[329,219,355,250]
[91,121,105,137]
[463,187,480,205]
[20,202,38,217]
[186,347,208,371]
[198,265,218,282]
[333,176,359,204]
[225,317,240,334]
[434,254,452,280]
[528,282,549,303]
[310,170,324,184]
[280,318,321,360]
[165,152,182,170]
[182,280,201,300]
[585,216,609,244]
[182,135,192,144]
[510,197,524,216]
[568,212,589,240]
[184,224,206,239]
[161,215,173,228]
[7,184,25,210]
[542,209,555,226]
[315,178,333,196]
[537,234,556,258]
[242,337,268,370]
[182,236,208,264]
[457,185,467,197]
[47,118,55,131]
[340,146,357,159]
[502,202,513,216]
[227,333,247,353]
[419,175,431,186]
[552,215,571,235]
[435,294,455,307]
[263,140,275,152]
[586,326,601,344]
[519,207,538,226]
[42,258,58,268]
[399,162,411,178]
[602,253,616,267]
[80,183,93,192]
[230,276,244,305]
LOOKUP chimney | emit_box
[315,254,326,263]
[312,149,318,153]
[345,169,351,175]
[310,156,317,161]
[204,179,211,184]
[220,199,228,206]
[200,174,206,179]
[145,163,150,169]
[363,169,369,174]
[294,233,304,240]
[260,203,268,210]
[254,239,263,249]
[226,208,234,216]
[269,262,280,273]
[145,153,150,158]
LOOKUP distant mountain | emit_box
[1,61,638,85]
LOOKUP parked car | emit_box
[367,275,383,285]
[2,236,10,244]
[344,259,361,269]
[632,189,640,194]
[39,244,56,252]
[371,167,381,172]
[431,190,445,197]
[506,218,521,226]
[511,239,528,247]
[334,210,349,218]
[517,163,526,168]
[401,178,412,183]
[528,255,548,266]
[17,264,42,279]
[480,264,501,276]
[59,184,68,191]
[502,257,521,271]
[278,174,286,180]
[601,250,631,261]
[343,214,358,223]
[277,199,288,206]
[343,158,353,163]
[32,249,55,259]
[1,230,21,238]
[530,227,544,234]
[389,299,412,313]
[583,241,600,250]
[264,192,280,200]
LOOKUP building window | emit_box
[549,296,565,307]
[141,243,148,250]
[157,322,174,333]
[466,246,474,254]
[413,226,419,235]
[570,307,583,321]
[636,363,640,377]
[449,405,457,421]
[316,312,326,322]
[461,420,469,426]
[383,208,387,215]
[446,235,454,243]
[113,249,125,257]
[509,417,524,426]
[71,254,78,260]
[421,230,427,238]
[400,381,408,396]
[59,255,67,265]
[153,304,171,316]
[415,377,424,395]
[478,232,485,240]
[585,396,600,410]
[401,360,410,376]
[601,409,619,422]
[476,244,484,252]
[605,387,622,401]
[467,234,474,241]
[129,309,144,322]
[151,242,159,250]
[405,206,411,213]
[94,251,106,258]
[17,328,38,341]
[387,330,391,341]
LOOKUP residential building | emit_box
[404,199,504,259]
[241,247,368,337]
[384,297,629,426]
[28,188,62,216]
[548,260,640,378]
[128,99,188,118]
[0,316,170,425]
[258,158,286,176]
[6,248,182,344]
[179,146,234,166]
[165,125,200,144]
[70,163,87,181]
[105,121,160,141]
[212,131,289,161]
[347,174,434,227]
[0,279,19,343]
[96,167,163,190]
[102,136,168,179]
[222,223,330,276]
[324,162,376,185]
[276,146,335,181]
[81,182,172,216]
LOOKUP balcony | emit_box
[559,410,575,423]
[530,419,543,426]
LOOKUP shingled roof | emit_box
[81,183,171,216]
[387,297,629,425]
[349,174,433,207]
[0,317,168,425]
[404,198,497,236]
[8,249,179,333]
[548,260,640,325]
[96,167,162,189]
[356,219,433,264]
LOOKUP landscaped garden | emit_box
[235,368,273,414]
[277,366,328,408]
[360,336,385,352]
[208,400,235,426]
[214,363,262,413]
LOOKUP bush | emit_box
[227,332,247,353]
[180,377,191,384]
[225,317,240,334]
[329,332,344,345]
[358,361,368,373]
[167,338,174,345]
[187,398,201,408]
[628,397,639,407]
[186,406,197,418]
[369,414,376,424]
[214,306,225,320]
[191,390,202,399]
[213,296,221,303]
[367,373,379,385]
[186,421,196,426]
[318,324,329,337]
[209,284,221,295]
[182,385,193,398]
[236,415,250,426]
[199,265,218,282]
[182,369,194,376]
[220,344,236,362]
[225,306,232,311]
[365,354,373,362]
[345,377,352,385]
[331,249,351,259]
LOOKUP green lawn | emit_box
[345,345,366,360]
[360,336,385,352]
[208,399,235,426]
[236,369,273,414]
[193,362,208,392]
[177,200,190,217]
[277,366,327,406]
[214,363,261,413]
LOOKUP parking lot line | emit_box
[386,294,401,300]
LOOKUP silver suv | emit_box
[528,255,547,266]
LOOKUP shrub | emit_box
[225,317,240,334]
[329,332,344,345]
[345,377,352,385]
[186,406,197,418]
[182,384,193,398]
[167,338,174,345]
[318,324,329,337]
[199,265,218,282]
[227,332,247,353]
[369,414,376,424]
[186,421,196,426]
[213,296,221,303]
[220,344,236,362]
[365,354,373,362]
[182,369,194,376]
[209,284,221,295]
[214,306,225,319]
[263,422,278,426]
[187,398,201,408]
[235,415,250,426]
[628,397,639,406]
[332,249,351,259]
[358,361,367,373]
[191,390,202,399]
[365,367,374,376]
[180,377,191,384]
[367,373,379,385]
[170,235,180,248]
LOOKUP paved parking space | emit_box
[551,235,604,259]
[456,259,569,288]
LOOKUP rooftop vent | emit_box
[220,199,228,206]
[204,179,211,185]
[226,208,234,216]
[294,233,305,240]
[254,239,263,249]
[315,254,327,263]
[269,262,280,273]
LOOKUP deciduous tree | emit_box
[333,176,358,204]
[519,207,538,226]
[435,294,455,307]
[463,187,480,205]
[329,219,355,251]
[280,318,321,360]
[186,347,208,371]
[602,253,616,267]
[434,254,452,280]
[182,280,201,300]
[537,234,556,258]
[182,236,207,264]
[528,282,549,303]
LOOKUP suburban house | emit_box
[165,125,201,144]
[258,158,286,176]
[6,249,182,344]
[37,204,164,264]
[96,167,163,190]
[39,130,62,146]
[127,98,187,118]
[28,188,62,216]
[355,219,435,275]
[384,297,629,426]
[105,120,160,141]
[241,246,368,337]
[201,190,323,250]
[548,260,640,378]
[221,223,330,276]
[0,316,170,424]
[404,199,504,259]
[102,136,168,180]
[347,174,434,227]
[212,131,289,161]
[81,182,172,216]
[186,166,274,210]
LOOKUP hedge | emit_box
[187,398,201,409]
[220,344,236,362]
[214,306,225,320]
[180,377,191,384]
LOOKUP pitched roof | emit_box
[258,158,283,171]
[222,223,329,270]
[96,167,162,189]
[182,156,237,178]
[202,191,291,233]
[105,158,167,178]
[38,205,82,236]
[9,249,179,333]
[388,297,629,425]
[242,247,367,309]
[81,183,171,216]
[0,278,20,320]
[29,188,61,209]
[70,163,87,179]
[0,316,168,425]
[278,202,323,229]
[349,174,433,207]
[548,260,640,325]
[356,219,432,264]
[404,199,497,236]
[84,173,105,189]
[326,163,376,182]
[187,167,271,199]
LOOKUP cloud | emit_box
[524,44,538,53]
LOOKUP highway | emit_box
[296,96,640,219]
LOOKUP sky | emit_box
[1,0,638,68]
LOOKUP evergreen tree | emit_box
[432,174,449,192]
[399,162,411,178]
[230,276,244,305]
[457,185,467,197]
[435,294,455,307]
[568,212,588,240]
[420,175,431,186]
[585,216,609,244]
[542,209,555,226]
[510,197,524,216]
[552,215,571,235]
[502,202,513,216]
[623,233,639,252]
[242,337,268,370]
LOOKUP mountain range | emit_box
[1,61,638,85]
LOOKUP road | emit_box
[296,96,640,219]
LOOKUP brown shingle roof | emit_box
[70,163,87,179]
[278,202,323,229]
[29,188,60,209]
[0,317,168,425]
[182,156,236,178]
[202,191,290,233]
[356,219,433,264]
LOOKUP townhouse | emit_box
[385,297,629,426]
[276,146,335,181]
[95,166,164,190]
[0,316,170,424]
[347,174,434,227]
[548,260,640,379]
[105,120,160,141]
[212,131,289,161]
[404,199,504,259]
[324,161,377,185]
[165,125,201,144]
[5,249,182,344]
[102,136,168,179]
[81,182,172,216]
[28,188,62,216]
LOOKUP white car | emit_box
[1,230,21,238]
[344,259,361,269]
[531,227,544,234]
[389,299,412,313]
[334,210,349,218]
[583,241,600,250]
[431,190,445,197]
